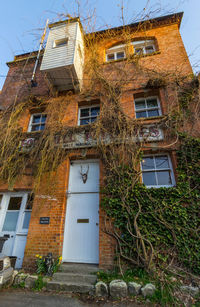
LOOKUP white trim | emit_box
[141,154,175,188]
[134,96,162,118]
[78,104,100,126]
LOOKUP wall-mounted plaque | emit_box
[40,217,50,224]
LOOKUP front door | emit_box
[62,160,99,264]
[0,193,32,268]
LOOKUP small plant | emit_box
[34,275,46,291]
[35,254,62,276]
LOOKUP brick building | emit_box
[0,12,193,270]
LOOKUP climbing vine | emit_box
[0,14,199,278]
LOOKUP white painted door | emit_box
[0,193,32,268]
[62,160,99,264]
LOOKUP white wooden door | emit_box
[0,193,32,268]
[62,160,99,263]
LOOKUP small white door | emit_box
[62,160,99,264]
[0,193,32,268]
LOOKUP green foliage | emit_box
[101,135,200,274]
[34,275,46,291]
[97,267,150,284]
[35,254,62,275]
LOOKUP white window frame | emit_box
[134,96,162,119]
[53,37,68,48]
[78,105,100,126]
[28,113,47,132]
[106,44,126,62]
[132,40,156,55]
[141,154,175,188]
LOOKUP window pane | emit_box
[136,111,147,118]
[157,171,172,185]
[141,157,155,170]
[91,107,100,116]
[145,46,154,54]
[41,115,47,123]
[26,194,34,210]
[155,156,170,169]
[147,109,159,117]
[146,98,158,108]
[8,197,22,210]
[90,117,97,123]
[80,118,90,125]
[32,115,41,124]
[142,172,157,185]
[22,212,31,229]
[31,125,40,131]
[135,101,145,110]
[80,108,89,117]
[135,48,143,55]
[117,52,125,59]
[2,212,19,231]
[107,54,114,61]
[40,124,45,130]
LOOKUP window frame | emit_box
[53,37,68,48]
[106,44,126,62]
[28,113,47,132]
[134,96,162,119]
[78,105,100,126]
[141,154,175,188]
[132,40,156,56]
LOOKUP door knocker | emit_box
[80,165,89,184]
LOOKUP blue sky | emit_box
[0,0,199,89]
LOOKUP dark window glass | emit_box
[117,52,125,59]
[41,115,47,123]
[32,115,41,124]
[135,101,145,110]
[8,197,22,210]
[136,111,147,118]
[91,107,100,116]
[141,157,155,170]
[145,46,154,54]
[40,124,45,130]
[146,99,158,108]
[155,156,169,169]
[135,48,143,55]
[80,118,90,125]
[142,172,157,185]
[107,54,114,61]
[147,110,159,117]
[26,194,34,210]
[80,108,89,117]
[157,171,172,185]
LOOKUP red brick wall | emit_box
[0,19,194,270]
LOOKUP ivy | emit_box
[101,135,200,274]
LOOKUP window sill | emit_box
[135,115,165,121]
[130,51,161,59]
[103,58,127,65]
[145,184,176,189]
[103,51,161,64]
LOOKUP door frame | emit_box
[0,191,32,268]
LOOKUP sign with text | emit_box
[39,217,50,224]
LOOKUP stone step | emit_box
[53,272,97,284]
[46,280,95,294]
[59,263,99,274]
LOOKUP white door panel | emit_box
[63,160,99,263]
[68,161,99,193]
